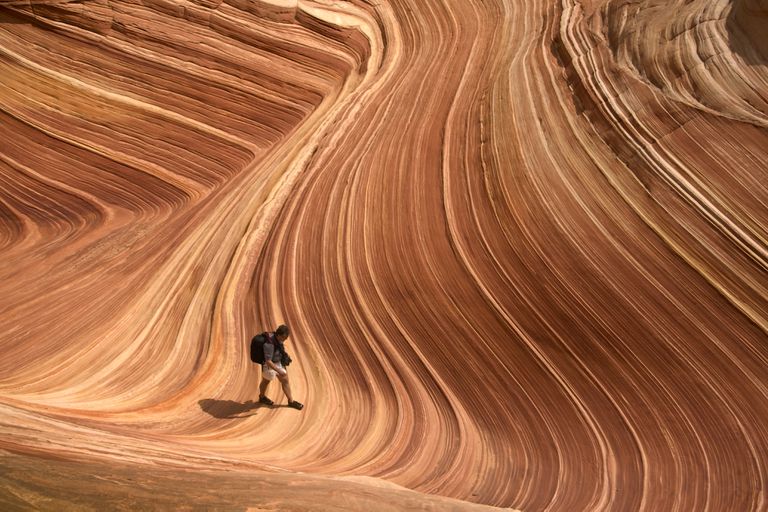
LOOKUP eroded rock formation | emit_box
[1,0,766,509]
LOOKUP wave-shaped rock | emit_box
[1,0,766,509]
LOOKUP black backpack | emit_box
[250,332,270,364]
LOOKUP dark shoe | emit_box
[287,400,304,410]
[258,395,274,406]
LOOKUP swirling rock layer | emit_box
[1,0,767,510]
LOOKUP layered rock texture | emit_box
[1,0,767,510]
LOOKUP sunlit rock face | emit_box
[0,0,766,509]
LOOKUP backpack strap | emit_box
[269,332,286,358]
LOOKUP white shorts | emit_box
[262,362,284,381]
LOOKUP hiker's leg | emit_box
[278,374,293,403]
[259,378,270,397]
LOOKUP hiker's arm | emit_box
[263,344,275,368]
[267,360,287,375]
[263,344,287,374]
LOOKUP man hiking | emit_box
[256,324,303,410]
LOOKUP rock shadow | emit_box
[198,399,266,419]
[0,8,33,24]
[725,0,768,66]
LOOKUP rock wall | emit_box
[1,0,766,509]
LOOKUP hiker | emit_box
[256,324,304,410]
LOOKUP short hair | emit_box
[275,324,290,337]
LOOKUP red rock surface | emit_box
[0,0,766,510]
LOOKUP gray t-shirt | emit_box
[263,338,282,364]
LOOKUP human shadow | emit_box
[198,398,269,419]
[725,0,768,66]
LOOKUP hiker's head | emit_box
[275,324,290,342]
